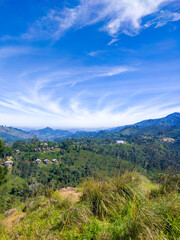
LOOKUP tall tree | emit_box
[0,140,8,185]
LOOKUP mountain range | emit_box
[0,112,180,142]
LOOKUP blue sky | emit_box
[0,0,180,129]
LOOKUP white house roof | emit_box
[36,159,41,162]
[116,140,126,144]
[44,159,50,162]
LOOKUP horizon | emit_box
[0,1,180,128]
[1,112,179,131]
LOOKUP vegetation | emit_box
[0,131,179,212]
[0,118,180,239]
[0,171,179,240]
[0,140,8,186]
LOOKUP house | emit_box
[35,159,41,164]
[5,143,11,146]
[16,150,20,154]
[163,138,175,143]
[44,159,50,164]
[52,159,58,163]
[116,140,126,144]
[4,161,13,167]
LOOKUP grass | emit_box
[0,171,179,240]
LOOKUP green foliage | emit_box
[157,172,180,193]
[81,179,120,219]
[0,133,179,239]
[0,133,179,215]
[1,172,179,240]
[0,140,8,187]
[0,139,4,154]
[0,166,8,186]
[0,174,28,212]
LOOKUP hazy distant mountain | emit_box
[109,113,180,139]
[0,112,180,142]
[0,126,73,142]
[0,126,31,141]
[134,112,180,127]
[110,113,180,132]
[30,127,72,140]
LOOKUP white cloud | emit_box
[0,64,132,122]
[0,98,180,128]
[23,0,179,40]
[95,66,130,77]
[0,46,32,58]
[0,60,179,129]
[107,38,119,46]
[145,10,180,28]
[88,50,105,56]
[47,64,132,87]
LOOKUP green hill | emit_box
[0,128,179,239]
[0,171,179,240]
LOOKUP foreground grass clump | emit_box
[0,171,179,240]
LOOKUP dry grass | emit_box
[59,187,82,201]
[0,172,179,240]
[1,212,25,231]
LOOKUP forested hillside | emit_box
[0,134,179,211]
[0,123,180,239]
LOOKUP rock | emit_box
[5,208,18,218]
[40,203,47,207]
[19,216,25,222]
[26,201,36,208]
[26,201,35,208]
[47,199,58,204]
[23,201,36,212]
[67,187,76,191]
[13,215,25,225]
[60,187,76,192]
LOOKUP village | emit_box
[1,141,62,168]
[3,157,61,167]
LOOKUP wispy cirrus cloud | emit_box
[42,64,133,87]
[107,38,119,46]
[88,50,105,57]
[21,0,179,41]
[0,46,33,58]
[0,59,179,128]
[0,63,132,119]
[145,10,180,28]
[95,66,130,77]
[0,90,180,128]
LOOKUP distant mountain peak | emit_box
[41,127,53,131]
[134,112,180,127]
[0,112,180,142]
[165,112,180,118]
